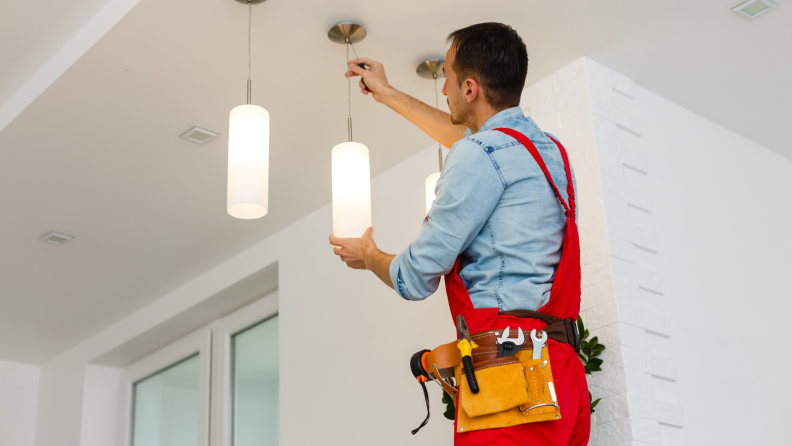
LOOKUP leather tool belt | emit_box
[412,310,581,434]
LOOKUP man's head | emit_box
[442,23,528,131]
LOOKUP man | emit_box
[329,23,590,445]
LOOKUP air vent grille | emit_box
[180,126,219,144]
[39,231,73,245]
[732,0,779,20]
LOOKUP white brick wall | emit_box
[523,58,683,444]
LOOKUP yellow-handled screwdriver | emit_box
[456,315,480,394]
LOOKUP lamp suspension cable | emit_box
[346,40,352,142]
[346,39,366,142]
[246,0,252,104]
[434,73,442,171]
[434,74,438,109]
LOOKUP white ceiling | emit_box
[0,0,112,107]
[0,0,788,364]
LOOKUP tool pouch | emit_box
[457,356,530,417]
[454,331,561,433]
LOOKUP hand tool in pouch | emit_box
[496,327,526,358]
[456,315,480,394]
[530,329,547,360]
[408,350,432,435]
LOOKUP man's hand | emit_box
[329,227,376,270]
[346,58,392,103]
[329,227,395,289]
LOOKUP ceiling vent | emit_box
[732,0,779,20]
[179,126,219,144]
[39,231,73,245]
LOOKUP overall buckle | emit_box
[564,318,581,353]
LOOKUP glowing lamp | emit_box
[226,0,270,220]
[227,104,269,219]
[331,142,371,237]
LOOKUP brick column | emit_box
[521,58,683,446]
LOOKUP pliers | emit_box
[456,315,480,394]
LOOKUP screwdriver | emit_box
[348,40,370,92]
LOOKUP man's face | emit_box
[442,45,472,127]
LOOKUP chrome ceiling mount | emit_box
[327,20,367,44]
[416,57,445,80]
[233,0,267,4]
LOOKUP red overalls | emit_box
[445,129,590,446]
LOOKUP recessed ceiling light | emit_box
[179,126,219,144]
[39,231,73,245]
[732,0,779,20]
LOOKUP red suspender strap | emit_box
[546,134,576,217]
[494,128,575,218]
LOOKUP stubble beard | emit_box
[448,96,473,129]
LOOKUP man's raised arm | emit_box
[346,58,467,149]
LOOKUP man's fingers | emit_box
[329,234,345,246]
[347,63,365,77]
[355,57,377,67]
[363,227,374,238]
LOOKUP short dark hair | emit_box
[447,23,528,109]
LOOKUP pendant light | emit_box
[227,0,270,220]
[417,58,446,213]
[328,21,372,238]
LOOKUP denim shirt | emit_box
[388,107,577,311]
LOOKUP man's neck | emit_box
[468,106,509,134]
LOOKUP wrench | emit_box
[496,327,526,358]
[530,329,547,360]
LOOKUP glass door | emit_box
[119,329,212,446]
[231,315,279,446]
[119,292,279,446]
[211,292,279,446]
[131,355,201,446]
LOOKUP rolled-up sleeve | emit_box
[389,138,505,301]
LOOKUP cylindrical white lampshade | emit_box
[331,142,372,237]
[425,172,440,214]
[227,104,270,219]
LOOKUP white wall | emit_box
[630,85,792,445]
[33,143,457,446]
[0,359,40,446]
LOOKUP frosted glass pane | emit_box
[132,354,200,446]
[233,315,279,446]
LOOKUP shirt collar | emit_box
[476,106,525,133]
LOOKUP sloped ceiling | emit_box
[0,0,788,364]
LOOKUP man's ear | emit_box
[464,78,479,103]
